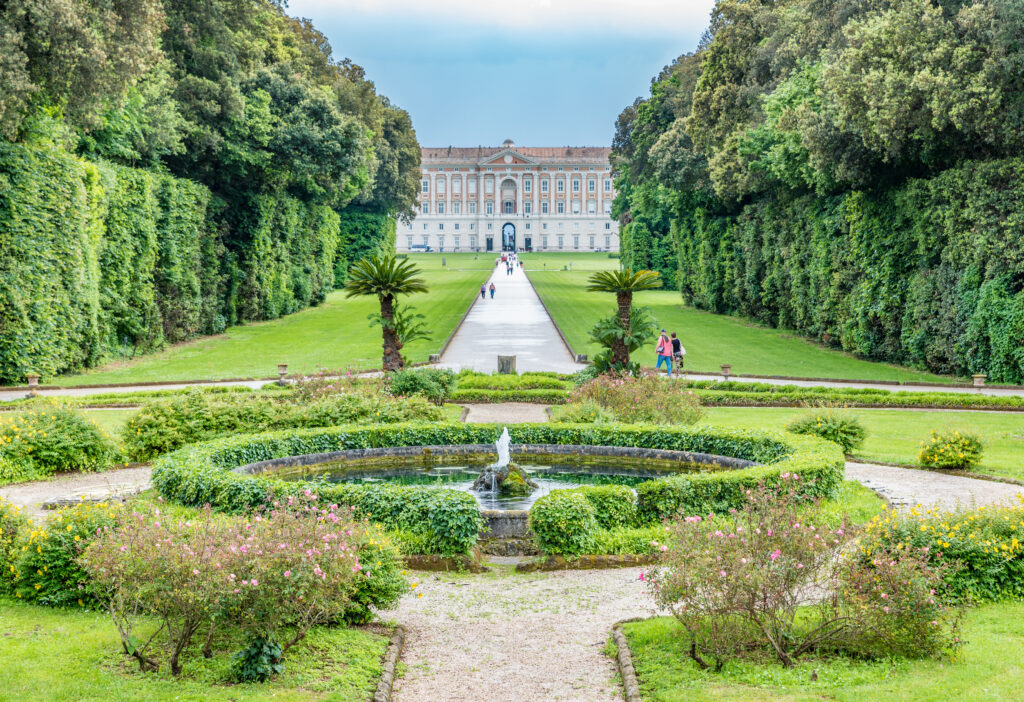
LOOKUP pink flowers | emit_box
[284,570,292,578]
[769,549,781,561]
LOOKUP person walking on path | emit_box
[489,282,496,299]
[480,283,487,300]
[655,329,673,376]
[671,332,685,370]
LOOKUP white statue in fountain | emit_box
[472,427,536,496]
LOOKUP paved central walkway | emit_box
[439,261,585,374]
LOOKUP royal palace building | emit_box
[397,139,620,253]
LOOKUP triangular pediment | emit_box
[479,149,538,166]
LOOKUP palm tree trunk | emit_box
[614,291,633,365]
[380,294,405,371]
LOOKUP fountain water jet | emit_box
[472,427,537,497]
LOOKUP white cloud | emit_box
[289,0,714,35]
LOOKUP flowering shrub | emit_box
[837,544,961,659]
[122,389,442,460]
[646,478,850,669]
[529,491,597,557]
[859,499,1024,601]
[918,430,983,469]
[569,373,703,425]
[0,498,28,594]
[549,400,617,424]
[9,502,120,606]
[646,479,962,670]
[80,496,382,677]
[0,406,120,484]
[340,528,409,625]
[785,410,866,454]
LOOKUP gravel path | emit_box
[390,565,655,702]
[0,465,152,518]
[463,402,551,424]
[845,461,1022,510]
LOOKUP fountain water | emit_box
[472,427,537,496]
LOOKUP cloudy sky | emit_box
[287,0,715,147]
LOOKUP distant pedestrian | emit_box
[671,332,685,369]
[489,282,496,298]
[655,329,673,377]
[480,283,486,300]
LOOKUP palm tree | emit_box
[586,268,662,366]
[344,254,428,371]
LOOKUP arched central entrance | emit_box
[501,222,516,251]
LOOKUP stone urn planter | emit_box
[973,374,987,388]
[277,362,289,386]
[720,364,732,380]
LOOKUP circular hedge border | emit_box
[152,423,845,555]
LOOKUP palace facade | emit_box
[397,140,620,253]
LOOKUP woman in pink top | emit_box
[655,330,673,376]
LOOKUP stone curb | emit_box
[373,624,406,702]
[515,554,659,572]
[458,405,470,422]
[612,618,645,702]
[403,554,489,573]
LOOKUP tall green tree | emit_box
[343,254,428,371]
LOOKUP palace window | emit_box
[588,179,596,192]
[485,179,494,194]
[438,235,444,247]
[469,202,476,214]
[573,221,580,229]
[604,201,611,214]
[421,179,429,193]
[558,236,564,249]
[469,179,477,194]
[453,201,461,214]
[572,200,580,214]
[487,223,493,230]
[503,201,513,214]
[605,222,611,229]
[588,201,596,214]
[525,223,531,230]
[541,201,549,214]
[454,235,460,247]
[453,179,461,194]
[422,202,429,215]
[486,201,493,215]
[437,201,445,214]
[524,201,532,214]
[590,236,595,248]
[542,223,547,230]
[573,236,579,249]
[604,179,611,192]
[437,179,445,194]
[556,179,564,193]
[422,235,429,245]
[438,223,444,231]
[542,236,548,248]
[422,223,428,230]
[541,179,549,193]
[407,236,413,248]
[524,179,532,193]
[572,179,580,193]
[470,235,477,248]
[454,223,460,230]
[605,235,611,248]
[556,202,564,214]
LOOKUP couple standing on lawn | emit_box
[655,329,685,377]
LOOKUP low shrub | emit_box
[9,502,120,607]
[0,498,28,594]
[590,526,664,555]
[0,407,120,483]
[529,491,596,557]
[549,400,616,424]
[785,410,867,454]
[456,371,571,391]
[859,500,1024,601]
[389,368,458,405]
[344,529,409,625]
[918,430,983,469]
[646,479,959,670]
[571,485,637,529]
[571,374,703,425]
[448,388,569,404]
[123,390,442,461]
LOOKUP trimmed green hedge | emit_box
[529,491,596,556]
[152,422,843,555]
[450,389,570,404]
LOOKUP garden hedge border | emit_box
[151,423,844,555]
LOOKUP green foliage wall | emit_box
[0,143,101,381]
[0,142,345,383]
[333,207,397,286]
[675,159,1024,383]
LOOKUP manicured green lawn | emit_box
[525,253,952,383]
[48,254,494,387]
[620,602,1024,701]
[701,407,1024,480]
[0,598,390,701]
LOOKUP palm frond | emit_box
[585,268,663,294]
[343,254,429,298]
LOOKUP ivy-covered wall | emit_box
[675,158,1024,383]
[0,143,344,383]
[333,207,397,287]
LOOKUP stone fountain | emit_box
[472,427,538,497]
